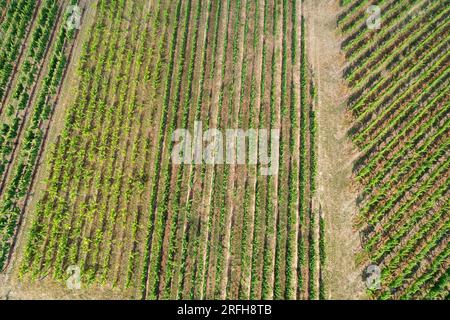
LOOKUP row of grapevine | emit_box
[0,0,78,271]
[0,0,59,183]
[0,0,38,104]
[16,0,321,300]
[340,0,450,299]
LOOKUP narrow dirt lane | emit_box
[304,0,366,299]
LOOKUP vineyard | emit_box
[0,0,447,301]
[0,0,79,270]
[0,0,324,300]
[340,0,449,299]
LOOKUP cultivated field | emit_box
[0,0,80,271]
[0,0,447,300]
[0,0,323,300]
[340,0,449,299]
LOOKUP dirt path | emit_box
[303,0,366,299]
